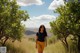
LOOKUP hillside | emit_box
[25,28,53,36]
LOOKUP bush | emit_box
[48,35,58,44]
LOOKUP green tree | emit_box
[0,0,29,46]
[50,16,70,51]
[50,1,80,52]
[50,5,71,51]
[67,2,80,52]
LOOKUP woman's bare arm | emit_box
[45,37,47,47]
[36,36,38,48]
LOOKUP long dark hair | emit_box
[38,25,47,36]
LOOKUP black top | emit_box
[36,32,47,42]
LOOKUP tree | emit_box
[50,1,80,52]
[67,2,80,52]
[50,16,70,51]
[50,4,71,51]
[0,0,29,46]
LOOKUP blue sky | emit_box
[20,0,58,17]
[17,0,64,28]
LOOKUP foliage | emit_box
[0,0,29,46]
[50,1,80,52]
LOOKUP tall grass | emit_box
[44,41,66,53]
[0,35,78,53]
[47,35,58,44]
[1,36,36,53]
[68,36,78,53]
[44,36,78,53]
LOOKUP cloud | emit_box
[49,0,64,10]
[21,15,56,28]
[17,0,44,6]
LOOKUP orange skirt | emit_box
[37,41,45,52]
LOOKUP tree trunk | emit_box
[78,36,80,53]
[2,37,8,46]
[60,37,69,52]
[64,37,69,50]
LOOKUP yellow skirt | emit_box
[37,41,45,52]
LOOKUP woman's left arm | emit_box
[45,37,47,47]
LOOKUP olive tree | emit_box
[50,1,80,52]
[0,0,29,46]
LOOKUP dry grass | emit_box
[6,36,36,53]
[44,41,66,53]
[4,35,78,53]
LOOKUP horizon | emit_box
[24,26,51,29]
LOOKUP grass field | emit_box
[6,36,36,53]
[3,35,78,53]
[44,41,66,53]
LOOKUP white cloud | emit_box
[49,0,64,10]
[31,15,55,20]
[17,0,44,6]
[21,15,56,28]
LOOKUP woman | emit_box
[36,25,47,53]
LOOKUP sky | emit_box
[17,0,64,28]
